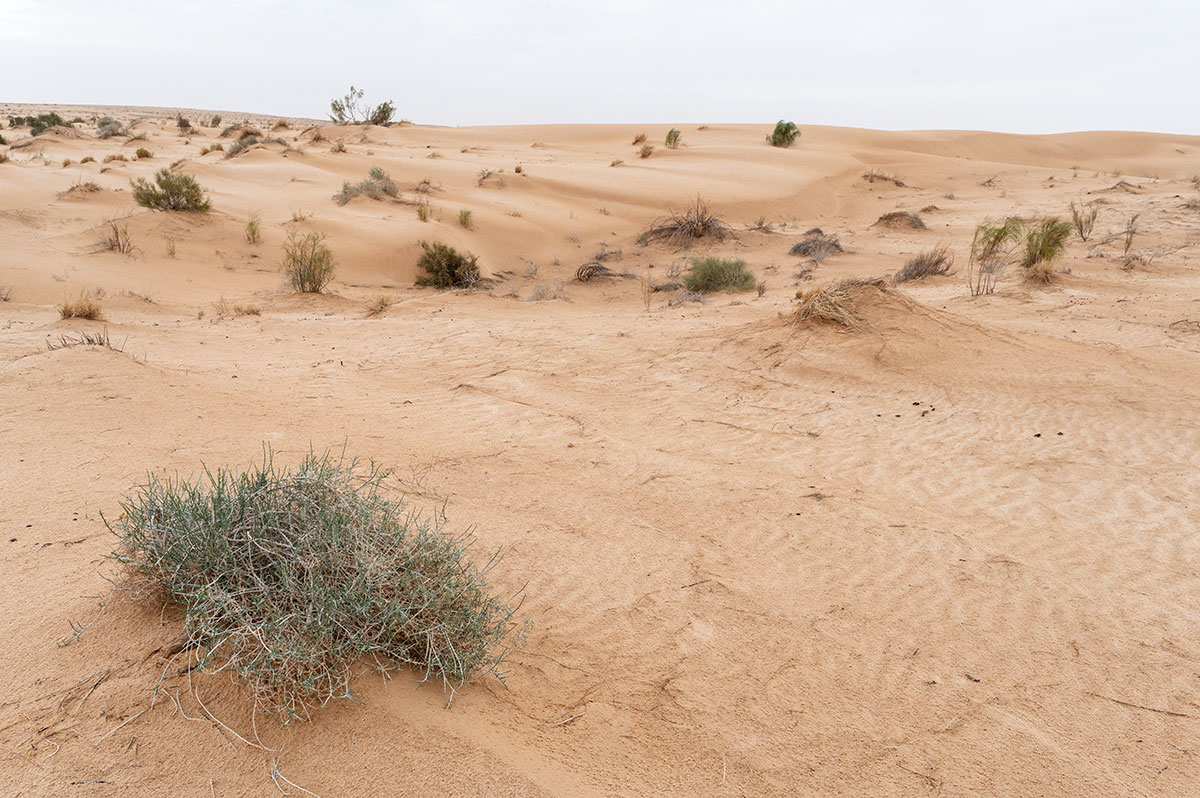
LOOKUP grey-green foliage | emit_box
[130,169,211,211]
[333,167,399,205]
[107,448,522,722]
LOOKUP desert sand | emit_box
[2,104,1199,796]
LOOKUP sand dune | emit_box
[2,105,1199,796]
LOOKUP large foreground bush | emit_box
[108,449,521,722]
[281,231,336,292]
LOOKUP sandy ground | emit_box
[2,104,1200,796]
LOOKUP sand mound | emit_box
[871,210,926,229]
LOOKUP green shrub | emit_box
[107,448,520,722]
[225,134,259,158]
[665,128,681,149]
[767,120,799,148]
[281,232,335,292]
[131,169,211,211]
[333,167,399,205]
[15,112,68,136]
[416,241,481,288]
[245,213,261,244]
[458,209,473,229]
[209,115,222,127]
[1069,201,1097,241]
[967,217,1024,296]
[1020,217,1071,281]
[135,147,153,159]
[330,86,396,125]
[96,116,125,139]
[0,133,6,146]
[685,257,756,293]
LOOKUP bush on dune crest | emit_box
[108,448,522,722]
[131,169,211,211]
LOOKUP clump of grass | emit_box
[458,209,473,229]
[333,167,399,205]
[330,139,346,153]
[576,262,617,282]
[863,169,905,187]
[684,257,756,293]
[1019,217,1072,282]
[103,153,127,163]
[967,217,1023,296]
[245,212,262,244]
[416,201,432,222]
[108,448,521,722]
[80,156,95,164]
[225,135,259,158]
[135,147,153,159]
[795,278,886,327]
[364,295,393,317]
[641,197,731,248]
[789,229,843,261]
[416,241,481,289]
[281,231,335,292]
[47,328,121,351]
[665,128,681,149]
[131,169,211,211]
[872,211,926,229]
[895,244,954,283]
[61,158,73,167]
[632,133,647,145]
[767,120,799,148]
[1069,200,1098,241]
[101,219,134,254]
[747,216,776,233]
[1122,212,1140,255]
[59,292,103,320]
[639,144,655,159]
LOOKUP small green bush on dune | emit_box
[416,241,481,288]
[131,169,211,211]
[108,448,522,722]
[685,257,757,293]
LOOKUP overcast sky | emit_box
[3,0,1197,134]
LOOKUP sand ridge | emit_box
[2,107,1200,796]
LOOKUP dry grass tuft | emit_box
[1069,200,1098,241]
[59,292,104,320]
[789,229,844,260]
[639,144,655,159]
[863,170,906,187]
[872,211,926,230]
[576,262,617,282]
[47,328,121,351]
[794,278,888,327]
[641,197,731,248]
[364,295,394,317]
[895,243,954,282]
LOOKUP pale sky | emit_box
[3,0,1197,134]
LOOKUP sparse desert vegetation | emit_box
[108,449,518,721]
[1020,217,1072,282]
[334,167,399,204]
[281,231,336,292]
[329,86,396,126]
[895,243,954,282]
[3,104,1199,798]
[684,257,756,293]
[415,241,481,288]
[58,292,103,319]
[641,197,731,248]
[131,169,211,211]
[767,120,799,147]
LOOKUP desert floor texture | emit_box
[2,104,1200,796]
